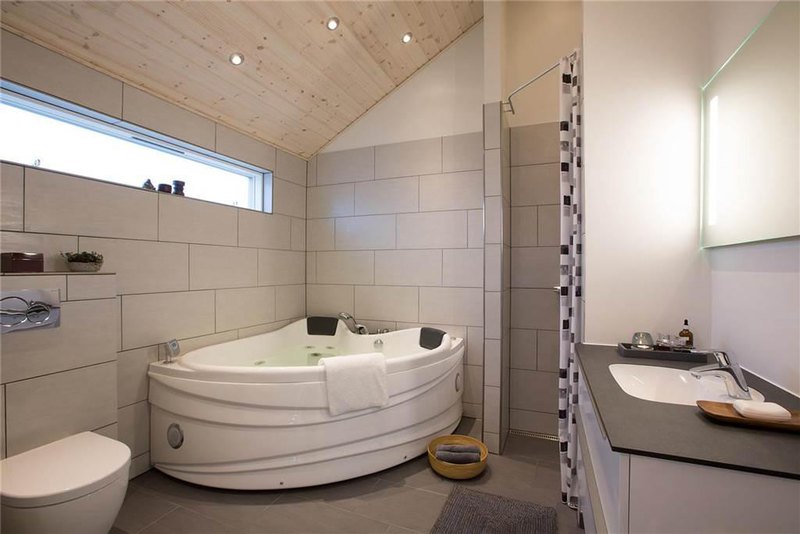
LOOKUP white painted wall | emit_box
[709,240,800,395]
[582,1,712,346]
[321,23,483,153]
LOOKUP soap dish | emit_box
[697,401,800,433]
[617,343,708,363]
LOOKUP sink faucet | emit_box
[690,350,751,400]
[337,312,369,335]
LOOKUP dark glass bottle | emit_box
[678,319,694,348]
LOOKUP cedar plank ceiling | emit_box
[0,1,483,159]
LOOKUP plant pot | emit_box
[67,261,103,272]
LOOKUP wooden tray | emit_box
[427,435,488,480]
[697,401,800,433]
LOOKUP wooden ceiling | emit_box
[0,1,483,158]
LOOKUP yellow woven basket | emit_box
[427,435,488,480]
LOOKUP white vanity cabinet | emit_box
[575,370,800,534]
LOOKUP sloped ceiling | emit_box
[0,1,483,158]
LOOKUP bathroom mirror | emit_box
[701,1,799,247]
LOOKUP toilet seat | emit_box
[0,432,131,508]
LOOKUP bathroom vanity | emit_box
[574,344,800,534]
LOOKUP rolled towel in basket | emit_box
[435,450,481,464]
[436,444,482,454]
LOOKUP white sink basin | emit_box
[609,364,764,406]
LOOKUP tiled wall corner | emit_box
[309,132,484,424]
[509,122,561,436]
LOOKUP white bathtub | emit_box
[148,317,464,490]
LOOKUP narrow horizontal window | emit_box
[0,83,272,212]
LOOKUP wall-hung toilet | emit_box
[0,432,131,534]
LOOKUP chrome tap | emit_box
[690,350,751,400]
[337,312,369,335]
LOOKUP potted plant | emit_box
[61,251,104,272]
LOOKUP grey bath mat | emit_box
[431,485,558,534]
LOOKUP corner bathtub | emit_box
[148,317,464,490]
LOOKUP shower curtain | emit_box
[557,51,582,509]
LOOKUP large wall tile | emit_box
[0,231,76,271]
[291,217,305,251]
[272,178,306,219]
[538,205,561,246]
[307,284,354,316]
[355,176,418,215]
[484,102,501,150]
[215,124,276,170]
[511,207,538,247]
[1,30,122,118]
[375,138,442,179]
[510,409,557,435]
[463,364,484,405]
[258,250,305,285]
[238,320,291,339]
[189,245,257,290]
[443,249,483,288]
[159,194,237,246]
[355,285,418,322]
[117,401,149,457]
[216,286,276,331]
[1,163,23,231]
[67,273,117,300]
[510,369,558,413]
[419,171,483,212]
[468,210,483,249]
[484,340,501,387]
[442,132,483,173]
[306,252,317,283]
[511,247,559,288]
[80,237,189,295]
[419,287,483,326]
[5,362,117,456]
[25,168,157,240]
[484,385,501,432]
[122,85,215,150]
[484,244,502,292]
[317,146,375,185]
[510,328,537,371]
[396,211,467,249]
[485,292,501,339]
[484,149,502,197]
[307,219,335,251]
[122,291,215,350]
[537,330,559,372]
[276,284,306,320]
[307,155,317,187]
[117,346,158,408]
[374,250,442,286]
[511,164,560,206]
[510,289,559,330]
[160,330,238,359]
[1,299,117,383]
[466,327,485,366]
[510,123,560,166]
[238,210,291,250]
[276,150,308,186]
[484,196,503,244]
[316,251,374,285]
[0,275,66,301]
[307,183,354,219]
[335,215,396,250]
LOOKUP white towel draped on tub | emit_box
[318,352,389,416]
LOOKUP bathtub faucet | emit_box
[337,312,369,335]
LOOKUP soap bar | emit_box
[733,400,791,421]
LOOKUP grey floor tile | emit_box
[118,435,579,534]
[138,507,235,534]
[114,487,178,534]
[255,499,391,533]
[330,479,448,532]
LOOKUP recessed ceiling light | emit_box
[327,17,339,30]
[401,32,413,44]
[229,53,244,66]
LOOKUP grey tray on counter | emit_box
[616,343,710,363]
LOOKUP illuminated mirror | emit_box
[702,1,799,247]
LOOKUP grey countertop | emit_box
[576,343,800,480]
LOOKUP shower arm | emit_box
[503,51,578,115]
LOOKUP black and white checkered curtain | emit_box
[558,52,582,509]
